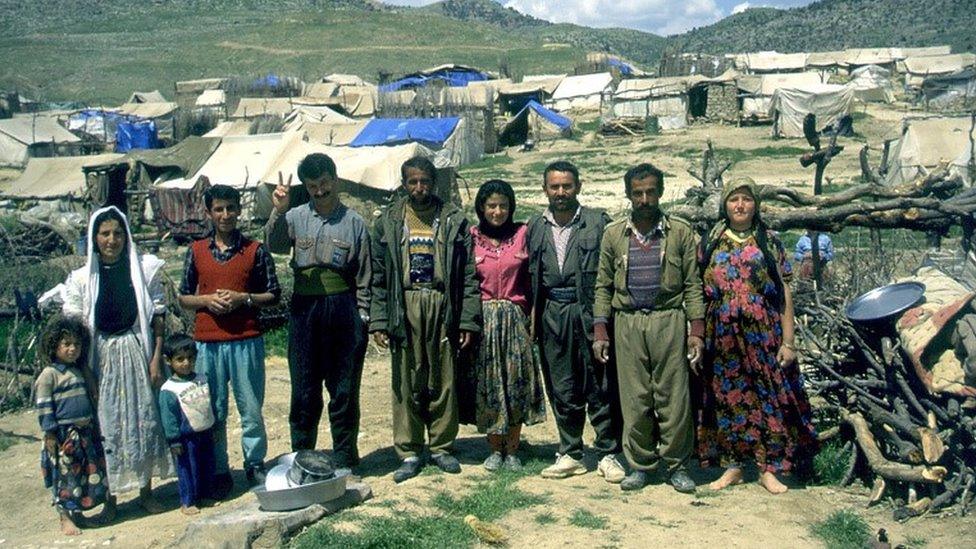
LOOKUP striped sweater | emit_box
[35,363,95,433]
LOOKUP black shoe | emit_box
[430,452,461,474]
[620,470,648,491]
[393,458,423,483]
[213,473,233,499]
[669,470,696,494]
[246,464,267,487]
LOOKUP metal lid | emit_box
[845,281,926,323]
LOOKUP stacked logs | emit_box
[0,217,74,263]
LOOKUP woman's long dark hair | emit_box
[475,179,518,241]
[90,208,129,264]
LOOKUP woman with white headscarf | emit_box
[61,206,174,512]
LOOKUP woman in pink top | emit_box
[471,180,546,472]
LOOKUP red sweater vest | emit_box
[192,238,261,342]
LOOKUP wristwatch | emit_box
[246,293,254,308]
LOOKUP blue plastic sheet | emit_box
[115,120,160,152]
[521,101,571,130]
[350,117,460,147]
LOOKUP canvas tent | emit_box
[498,100,571,146]
[350,116,481,166]
[739,72,823,121]
[610,76,707,129]
[806,51,848,73]
[769,83,854,138]
[550,72,613,111]
[497,76,563,114]
[849,65,895,103]
[3,153,123,199]
[844,48,898,70]
[736,52,808,74]
[883,117,975,186]
[322,74,367,87]
[195,89,226,108]
[920,68,976,111]
[116,101,179,140]
[159,133,286,190]
[127,90,168,104]
[231,97,296,119]
[379,64,491,93]
[0,115,81,167]
[903,54,976,88]
[175,78,228,109]
[204,120,253,138]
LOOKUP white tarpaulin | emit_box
[0,116,80,167]
[903,54,976,87]
[4,153,123,198]
[739,72,823,119]
[849,65,895,103]
[768,83,854,138]
[884,117,975,186]
[738,52,808,73]
[195,89,226,107]
[551,72,613,111]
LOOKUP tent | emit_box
[844,48,898,70]
[497,76,563,114]
[379,64,491,92]
[849,65,895,103]
[204,119,254,138]
[175,77,228,109]
[498,100,571,146]
[231,97,296,119]
[161,133,287,190]
[115,120,160,152]
[116,101,178,140]
[739,72,823,121]
[883,117,975,186]
[3,153,123,199]
[350,117,481,166]
[550,72,613,111]
[322,74,367,86]
[195,89,226,108]
[903,54,976,88]
[769,83,854,138]
[920,68,976,111]
[610,76,707,129]
[126,90,167,104]
[806,51,848,72]
[0,115,80,167]
[736,52,808,74]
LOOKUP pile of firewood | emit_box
[0,217,74,263]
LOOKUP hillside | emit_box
[668,0,976,54]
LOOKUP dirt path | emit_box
[1,351,973,548]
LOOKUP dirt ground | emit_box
[1,102,973,547]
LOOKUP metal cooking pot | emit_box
[286,450,335,486]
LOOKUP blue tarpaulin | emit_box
[607,58,636,76]
[522,101,571,130]
[379,69,489,92]
[350,117,460,147]
[115,120,160,152]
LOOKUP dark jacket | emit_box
[368,196,482,345]
[527,206,611,341]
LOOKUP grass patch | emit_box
[813,439,852,485]
[810,510,871,549]
[264,325,288,358]
[904,534,927,548]
[432,470,549,522]
[0,432,22,452]
[575,118,601,134]
[291,513,472,549]
[568,508,608,530]
[534,511,558,525]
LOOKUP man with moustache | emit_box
[369,156,482,483]
[265,153,370,473]
[527,160,624,482]
[592,163,704,492]
[179,184,281,492]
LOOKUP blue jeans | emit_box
[195,337,268,473]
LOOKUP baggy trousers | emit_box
[614,309,693,473]
[391,288,458,459]
[174,429,216,507]
[538,299,622,460]
[196,337,267,473]
[288,291,366,466]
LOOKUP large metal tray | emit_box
[845,281,926,323]
[252,452,347,512]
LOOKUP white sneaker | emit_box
[597,455,626,484]
[541,453,587,479]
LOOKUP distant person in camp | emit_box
[60,206,173,513]
[592,163,703,493]
[369,156,482,483]
[793,231,835,279]
[696,178,817,495]
[526,160,624,482]
[178,184,280,493]
[469,179,546,472]
[266,153,371,475]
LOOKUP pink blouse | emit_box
[472,223,530,313]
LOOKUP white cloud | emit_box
[731,2,751,14]
[503,0,724,35]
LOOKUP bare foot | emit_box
[707,467,744,490]
[181,505,200,516]
[759,471,789,494]
[60,512,82,536]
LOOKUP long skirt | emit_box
[96,331,174,494]
[475,300,547,435]
[41,423,110,512]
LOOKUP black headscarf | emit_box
[475,179,518,241]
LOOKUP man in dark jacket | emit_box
[527,161,624,482]
[370,156,482,483]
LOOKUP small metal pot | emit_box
[286,450,335,486]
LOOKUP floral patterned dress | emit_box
[696,230,817,473]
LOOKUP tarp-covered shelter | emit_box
[736,52,808,74]
[322,74,367,87]
[610,76,707,129]
[0,115,81,167]
[231,97,296,119]
[175,77,228,109]
[204,120,254,138]
[161,133,286,190]
[497,76,563,114]
[551,72,613,111]
[116,101,178,140]
[127,90,168,104]
[739,72,824,121]
[883,116,975,186]
[115,120,160,152]
[903,54,976,88]
[769,83,854,138]
[920,68,976,111]
[844,48,898,71]
[350,116,480,166]
[3,153,123,199]
[498,100,571,146]
[806,51,848,72]
[849,65,895,103]
[195,89,226,108]
[379,64,491,92]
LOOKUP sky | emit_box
[382,0,814,36]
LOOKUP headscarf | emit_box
[475,179,518,241]
[700,177,786,311]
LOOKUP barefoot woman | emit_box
[696,179,817,494]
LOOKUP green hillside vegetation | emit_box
[668,0,976,55]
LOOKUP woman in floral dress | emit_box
[696,178,817,494]
[470,179,546,471]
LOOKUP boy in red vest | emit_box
[178,184,280,493]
